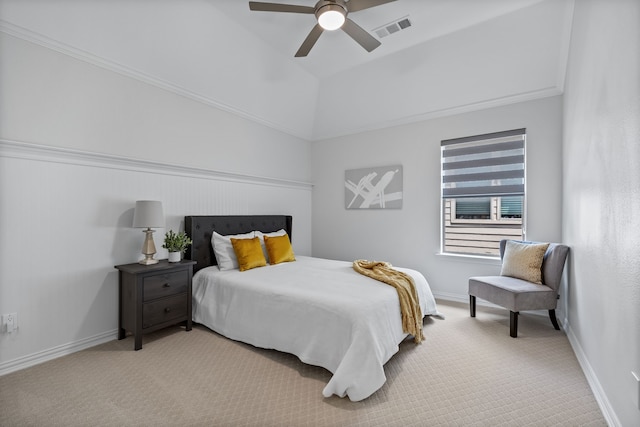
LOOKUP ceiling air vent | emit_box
[374,16,412,39]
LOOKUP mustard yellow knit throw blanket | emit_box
[353,260,424,343]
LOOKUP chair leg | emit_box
[510,311,519,338]
[470,295,476,317]
[549,309,560,330]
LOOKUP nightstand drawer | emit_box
[142,294,188,329]
[143,271,188,301]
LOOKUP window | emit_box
[441,129,526,256]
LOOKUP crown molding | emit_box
[0,20,311,141]
[1,12,571,143]
[312,87,563,141]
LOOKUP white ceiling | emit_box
[0,0,574,141]
[217,0,549,79]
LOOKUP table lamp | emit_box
[132,200,164,265]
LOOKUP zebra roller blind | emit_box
[441,128,526,199]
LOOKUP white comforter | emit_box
[192,256,439,401]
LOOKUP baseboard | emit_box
[565,323,621,427]
[0,329,118,376]
[434,291,508,311]
[432,291,469,305]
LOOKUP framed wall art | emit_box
[344,165,403,209]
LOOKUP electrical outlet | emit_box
[2,313,18,333]
[633,371,640,410]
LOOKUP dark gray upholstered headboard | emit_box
[185,215,293,273]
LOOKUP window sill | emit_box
[436,252,502,266]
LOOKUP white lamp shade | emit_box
[132,200,164,228]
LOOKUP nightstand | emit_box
[115,259,196,350]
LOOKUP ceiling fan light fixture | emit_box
[249,0,394,56]
[316,4,346,31]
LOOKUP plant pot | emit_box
[168,251,181,263]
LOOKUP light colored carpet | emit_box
[0,300,606,426]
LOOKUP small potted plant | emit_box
[163,229,192,262]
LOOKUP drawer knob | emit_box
[164,307,171,313]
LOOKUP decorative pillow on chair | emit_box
[211,231,255,271]
[500,240,550,284]
[231,236,267,271]
[264,234,296,265]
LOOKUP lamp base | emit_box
[139,256,159,265]
[139,228,159,265]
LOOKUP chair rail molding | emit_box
[0,139,313,191]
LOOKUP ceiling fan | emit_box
[248,0,397,57]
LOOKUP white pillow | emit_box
[254,229,287,263]
[211,231,255,271]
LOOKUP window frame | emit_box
[440,129,526,257]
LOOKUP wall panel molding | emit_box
[0,138,313,372]
[0,139,313,190]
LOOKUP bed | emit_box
[185,215,440,401]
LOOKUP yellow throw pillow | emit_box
[264,234,296,265]
[500,240,550,284]
[230,237,267,271]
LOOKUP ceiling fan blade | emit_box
[346,0,396,13]
[295,24,324,57]
[341,18,381,52]
[249,1,314,14]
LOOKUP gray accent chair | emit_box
[468,240,569,338]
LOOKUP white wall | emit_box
[311,95,563,303]
[0,33,312,373]
[563,1,640,426]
